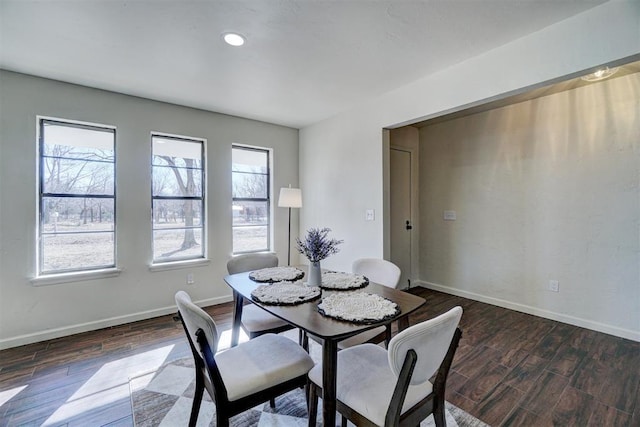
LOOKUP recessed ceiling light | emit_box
[581,66,619,82]
[223,32,245,47]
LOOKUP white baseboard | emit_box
[0,295,233,350]
[416,281,640,342]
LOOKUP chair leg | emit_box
[433,396,446,427]
[300,329,310,353]
[341,414,348,427]
[308,383,318,427]
[270,397,276,408]
[188,369,205,427]
[216,412,230,427]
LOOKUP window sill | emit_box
[31,268,122,286]
[149,258,211,272]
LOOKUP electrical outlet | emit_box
[443,210,456,221]
[548,280,559,292]
[187,273,195,285]
[365,209,375,221]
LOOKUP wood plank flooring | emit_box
[0,288,638,426]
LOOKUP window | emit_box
[38,119,116,275]
[152,134,205,263]
[232,146,271,253]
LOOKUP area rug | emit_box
[130,356,489,427]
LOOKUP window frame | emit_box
[232,145,272,254]
[151,132,207,265]
[36,117,117,277]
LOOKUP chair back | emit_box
[227,252,278,274]
[175,291,220,357]
[352,258,401,288]
[388,306,463,385]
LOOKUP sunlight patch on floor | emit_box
[42,344,174,425]
[0,385,27,408]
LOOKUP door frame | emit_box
[383,128,420,288]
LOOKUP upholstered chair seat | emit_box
[337,326,387,350]
[308,343,434,424]
[217,333,314,401]
[240,304,290,333]
[175,291,314,427]
[227,253,294,338]
[308,306,463,427]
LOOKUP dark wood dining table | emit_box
[224,269,426,426]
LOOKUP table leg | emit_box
[231,290,243,348]
[322,339,338,427]
[398,315,410,332]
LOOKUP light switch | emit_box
[365,209,375,221]
[443,210,456,221]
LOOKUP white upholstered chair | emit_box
[337,258,402,349]
[308,306,463,427]
[353,258,402,289]
[175,291,314,427]
[227,253,294,339]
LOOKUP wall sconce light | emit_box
[581,66,619,82]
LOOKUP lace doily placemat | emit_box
[317,292,400,324]
[320,271,369,290]
[251,281,321,305]
[249,266,305,283]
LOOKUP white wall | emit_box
[419,73,640,340]
[0,71,299,349]
[299,1,639,338]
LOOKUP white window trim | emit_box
[148,258,210,272]
[232,144,273,254]
[31,268,122,286]
[150,131,208,266]
[35,116,118,278]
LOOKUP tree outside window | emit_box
[38,119,116,274]
[152,134,205,263]
[232,146,270,253]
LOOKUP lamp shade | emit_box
[278,187,302,208]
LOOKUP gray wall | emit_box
[0,71,299,349]
[418,73,640,338]
[298,1,639,340]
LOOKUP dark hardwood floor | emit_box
[0,288,638,426]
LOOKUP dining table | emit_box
[224,268,426,427]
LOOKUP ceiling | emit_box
[0,1,607,129]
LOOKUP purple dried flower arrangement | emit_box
[296,228,343,263]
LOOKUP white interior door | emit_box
[390,148,412,289]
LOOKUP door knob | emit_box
[405,220,412,230]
